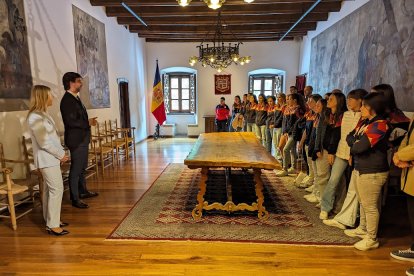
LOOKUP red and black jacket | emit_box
[255,102,268,127]
[245,102,256,124]
[346,116,390,174]
[215,104,230,121]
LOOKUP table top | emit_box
[184,132,281,170]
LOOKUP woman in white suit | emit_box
[27,85,70,235]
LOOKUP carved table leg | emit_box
[192,167,208,221]
[253,168,269,220]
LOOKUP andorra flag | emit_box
[151,60,166,125]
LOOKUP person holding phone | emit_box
[60,72,98,209]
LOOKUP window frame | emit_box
[163,72,196,115]
[249,74,282,97]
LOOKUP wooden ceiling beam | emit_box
[117,13,328,25]
[138,32,307,39]
[105,2,342,17]
[145,37,296,42]
[129,22,316,32]
[92,0,343,7]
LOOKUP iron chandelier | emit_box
[188,12,251,72]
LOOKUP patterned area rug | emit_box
[108,164,358,245]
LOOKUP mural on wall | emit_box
[72,5,110,109]
[309,0,414,111]
[0,0,32,112]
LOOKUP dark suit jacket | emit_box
[60,92,90,150]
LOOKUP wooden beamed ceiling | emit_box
[90,0,344,42]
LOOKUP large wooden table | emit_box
[184,132,281,221]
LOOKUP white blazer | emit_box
[27,112,65,169]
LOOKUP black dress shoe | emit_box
[79,191,99,199]
[60,222,69,227]
[46,227,70,236]
[72,200,89,209]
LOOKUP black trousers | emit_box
[68,135,90,202]
[216,120,228,132]
[407,195,414,250]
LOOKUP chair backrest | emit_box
[21,136,36,174]
[0,143,5,169]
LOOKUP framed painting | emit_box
[72,5,110,109]
[0,0,32,112]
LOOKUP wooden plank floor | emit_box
[0,138,410,275]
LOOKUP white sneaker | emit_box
[300,175,310,184]
[287,167,296,174]
[305,193,319,203]
[354,237,379,251]
[294,172,307,187]
[344,227,367,239]
[305,184,314,193]
[323,219,346,230]
[299,177,313,188]
[319,211,328,220]
[303,194,313,200]
[276,170,288,177]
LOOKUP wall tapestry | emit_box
[215,74,231,95]
[0,0,32,112]
[309,0,414,111]
[72,5,110,109]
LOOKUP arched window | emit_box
[161,67,197,114]
[248,68,286,98]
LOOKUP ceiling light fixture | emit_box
[177,0,254,9]
[188,12,251,72]
[177,0,191,7]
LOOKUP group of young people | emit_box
[217,84,414,275]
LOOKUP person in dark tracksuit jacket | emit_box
[276,93,306,176]
[229,95,242,132]
[273,93,286,160]
[245,94,257,133]
[255,94,268,146]
[265,95,277,153]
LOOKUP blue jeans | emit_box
[321,157,348,213]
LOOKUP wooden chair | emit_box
[21,136,44,202]
[0,143,37,230]
[92,122,115,174]
[105,120,127,162]
[108,119,136,158]
[85,137,99,179]
[57,134,99,181]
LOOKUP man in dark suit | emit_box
[60,72,98,208]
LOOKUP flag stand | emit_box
[153,123,161,140]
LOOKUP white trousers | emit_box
[40,166,64,228]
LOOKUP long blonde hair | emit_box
[27,85,51,118]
